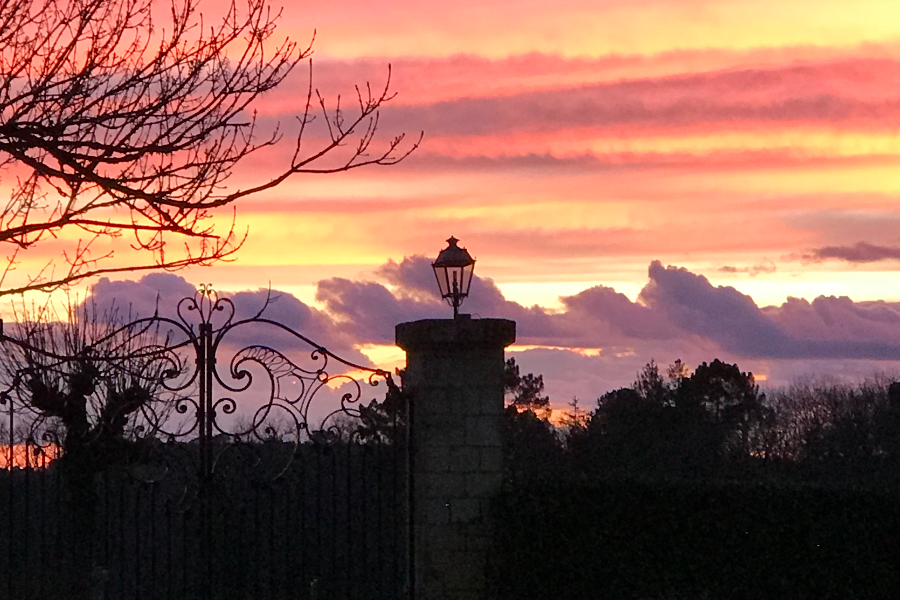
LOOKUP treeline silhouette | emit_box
[504,357,900,484]
[494,358,900,600]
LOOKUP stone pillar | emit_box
[396,317,516,600]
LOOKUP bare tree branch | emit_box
[0,0,420,296]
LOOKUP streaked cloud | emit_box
[718,263,777,276]
[802,242,900,263]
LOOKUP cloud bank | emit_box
[86,258,900,402]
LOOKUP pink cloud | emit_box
[641,262,900,359]
[382,79,900,139]
[85,274,368,364]
[254,56,900,142]
[73,260,900,403]
[308,256,900,400]
[260,46,900,109]
[313,256,900,361]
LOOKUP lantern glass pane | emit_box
[460,263,474,296]
[433,265,451,297]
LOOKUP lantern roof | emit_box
[432,236,474,268]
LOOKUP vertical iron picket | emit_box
[0,287,409,600]
[6,399,14,600]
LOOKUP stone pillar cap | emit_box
[396,318,515,351]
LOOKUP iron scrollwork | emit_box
[0,285,395,480]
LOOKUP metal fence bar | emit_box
[0,287,409,600]
[6,400,14,600]
[0,442,409,599]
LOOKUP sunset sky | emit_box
[21,0,900,405]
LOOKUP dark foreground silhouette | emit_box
[494,358,900,600]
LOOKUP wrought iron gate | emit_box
[0,286,410,600]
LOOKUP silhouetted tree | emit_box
[878,381,900,464]
[559,397,588,432]
[505,357,550,411]
[782,378,900,480]
[354,370,408,446]
[1,301,177,462]
[502,358,561,483]
[571,360,682,476]
[571,387,667,475]
[0,300,180,598]
[502,405,562,484]
[572,359,767,478]
[0,0,418,296]
[675,359,768,469]
[633,359,671,406]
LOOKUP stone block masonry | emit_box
[396,317,516,600]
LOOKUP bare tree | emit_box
[0,297,194,599]
[0,298,182,462]
[0,0,419,295]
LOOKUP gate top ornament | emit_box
[0,285,397,479]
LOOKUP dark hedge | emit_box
[491,479,900,600]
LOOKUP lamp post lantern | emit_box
[432,236,476,318]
